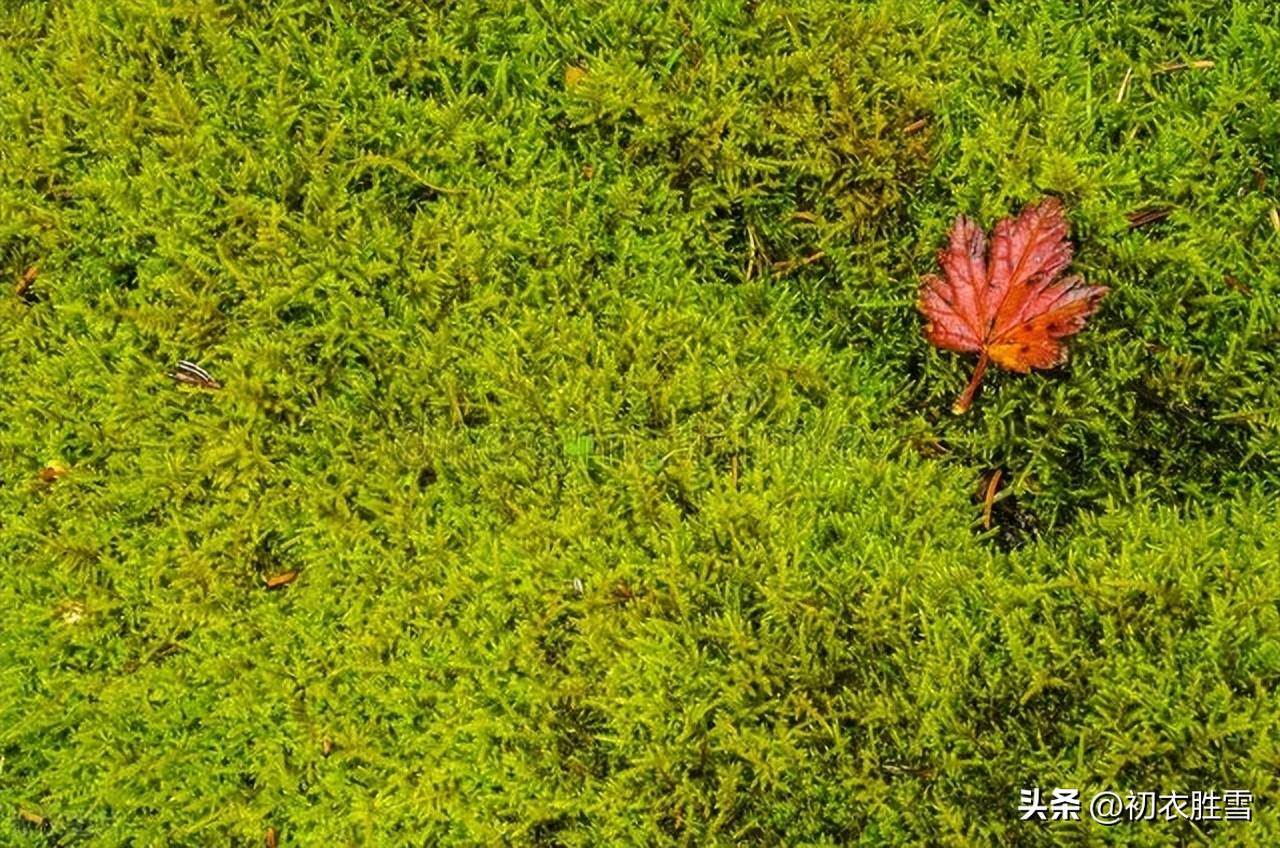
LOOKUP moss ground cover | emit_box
[1,1,1278,844]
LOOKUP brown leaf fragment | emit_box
[918,198,1108,413]
[612,580,638,605]
[1223,274,1252,296]
[1126,205,1174,229]
[982,469,1004,530]
[265,826,278,848]
[263,570,299,589]
[38,462,69,485]
[903,117,929,135]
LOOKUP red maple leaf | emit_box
[918,198,1108,413]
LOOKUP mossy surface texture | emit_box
[2,1,1279,845]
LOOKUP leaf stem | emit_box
[952,351,989,415]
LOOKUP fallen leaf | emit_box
[919,198,1109,413]
[263,570,299,589]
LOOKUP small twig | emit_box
[1126,205,1174,229]
[902,117,929,135]
[16,807,50,831]
[982,469,1004,530]
[952,351,989,415]
[1116,67,1133,103]
[16,265,38,299]
[168,360,222,390]
[1153,59,1215,74]
[1214,408,1272,424]
[771,250,825,276]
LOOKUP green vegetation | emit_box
[2,0,1278,844]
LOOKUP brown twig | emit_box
[1116,67,1133,103]
[168,360,222,390]
[17,807,50,831]
[771,250,825,276]
[903,117,929,135]
[982,469,1004,530]
[952,352,989,415]
[1126,206,1174,229]
[1153,59,1215,74]
[16,265,37,298]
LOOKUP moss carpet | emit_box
[1,1,1278,844]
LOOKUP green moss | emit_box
[1,0,1278,844]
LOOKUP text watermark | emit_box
[1019,788,1253,825]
